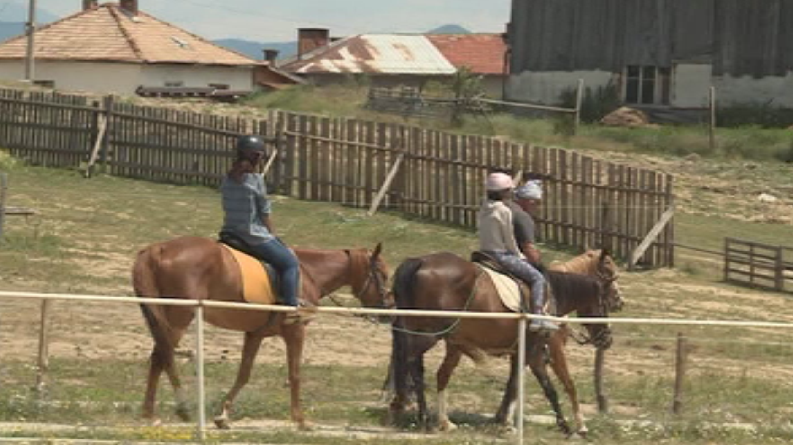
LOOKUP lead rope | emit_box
[390,269,484,338]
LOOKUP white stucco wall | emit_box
[0,61,254,95]
[714,72,793,108]
[0,61,142,94]
[140,65,254,91]
[671,63,712,108]
[506,70,614,104]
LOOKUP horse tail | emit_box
[133,245,175,370]
[390,258,424,407]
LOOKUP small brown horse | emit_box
[132,236,389,429]
[388,250,621,435]
[544,249,624,435]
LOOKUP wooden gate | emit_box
[724,238,793,293]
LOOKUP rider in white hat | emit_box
[478,172,558,332]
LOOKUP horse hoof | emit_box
[214,417,231,430]
[297,421,314,431]
[438,420,458,432]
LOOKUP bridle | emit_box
[568,268,615,349]
[325,250,390,313]
[354,251,390,308]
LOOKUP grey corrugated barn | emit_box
[507,0,793,109]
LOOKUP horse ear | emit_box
[372,242,383,260]
[599,248,611,261]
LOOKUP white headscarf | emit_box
[515,180,543,200]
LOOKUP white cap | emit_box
[485,172,515,191]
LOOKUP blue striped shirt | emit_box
[220,173,273,245]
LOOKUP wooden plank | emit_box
[560,149,569,247]
[629,206,675,269]
[368,152,405,216]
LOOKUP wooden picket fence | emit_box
[724,238,793,293]
[0,87,675,267]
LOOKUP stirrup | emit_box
[529,319,559,333]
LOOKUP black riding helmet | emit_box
[235,135,267,162]
[236,135,266,151]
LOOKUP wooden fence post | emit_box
[672,332,688,414]
[708,87,717,153]
[594,348,609,413]
[573,79,584,135]
[0,173,7,239]
[774,246,784,292]
[36,299,53,394]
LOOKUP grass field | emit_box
[1,158,793,444]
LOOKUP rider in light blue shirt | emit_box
[220,135,303,309]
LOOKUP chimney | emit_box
[297,28,330,58]
[120,0,138,15]
[82,0,98,10]
[263,49,280,67]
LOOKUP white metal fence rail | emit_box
[2,290,793,444]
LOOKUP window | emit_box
[624,66,670,105]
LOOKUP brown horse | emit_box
[132,236,389,429]
[544,249,624,435]
[388,250,621,435]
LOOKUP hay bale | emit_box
[600,107,651,128]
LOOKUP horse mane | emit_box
[550,251,598,274]
[546,271,602,310]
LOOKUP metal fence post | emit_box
[195,302,206,442]
[516,316,527,445]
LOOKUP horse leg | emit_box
[282,322,309,430]
[528,340,572,436]
[436,344,463,432]
[214,331,266,429]
[548,331,586,436]
[142,307,193,424]
[388,333,437,427]
[494,354,520,428]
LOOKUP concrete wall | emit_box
[714,72,793,108]
[506,70,614,105]
[0,61,142,94]
[671,63,712,108]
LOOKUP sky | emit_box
[2,0,512,42]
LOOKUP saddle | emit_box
[471,251,555,314]
[218,232,280,305]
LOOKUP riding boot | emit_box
[529,279,558,333]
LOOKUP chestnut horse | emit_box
[132,236,389,429]
[388,250,621,435]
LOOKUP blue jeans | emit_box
[486,251,546,313]
[248,238,300,306]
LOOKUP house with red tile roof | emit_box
[0,1,267,95]
[281,29,508,98]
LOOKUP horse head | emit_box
[350,242,392,311]
[582,248,624,313]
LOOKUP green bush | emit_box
[717,101,793,128]
[559,81,621,123]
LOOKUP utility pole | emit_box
[24,0,37,82]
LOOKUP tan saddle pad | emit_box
[479,265,526,313]
[220,244,277,305]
